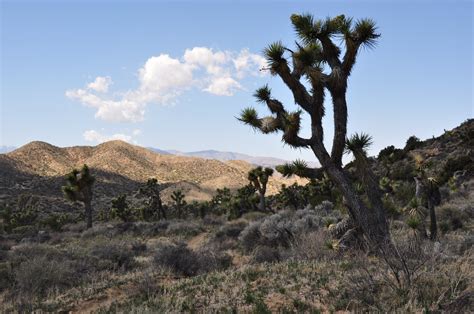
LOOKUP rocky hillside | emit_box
[0,140,305,211]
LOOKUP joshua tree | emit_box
[139,178,166,220]
[111,194,134,222]
[171,190,187,218]
[62,164,95,229]
[239,13,390,248]
[247,166,274,211]
[414,176,440,241]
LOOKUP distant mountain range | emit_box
[148,148,317,168]
[0,141,307,210]
[2,144,316,168]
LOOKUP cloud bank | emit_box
[67,47,266,122]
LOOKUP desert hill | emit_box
[0,140,306,211]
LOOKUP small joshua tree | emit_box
[139,178,166,220]
[413,157,441,241]
[239,13,390,248]
[62,164,95,229]
[171,190,187,218]
[247,166,274,211]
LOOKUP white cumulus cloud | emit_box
[67,47,267,122]
[83,129,142,144]
[204,76,242,96]
[87,76,112,93]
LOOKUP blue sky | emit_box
[1,0,472,162]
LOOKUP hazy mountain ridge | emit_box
[0,141,306,210]
[149,148,318,168]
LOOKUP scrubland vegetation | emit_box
[1,12,473,312]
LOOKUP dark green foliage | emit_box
[228,184,258,219]
[0,206,38,233]
[438,155,472,184]
[62,164,95,228]
[40,213,71,232]
[377,145,405,162]
[276,183,305,210]
[404,136,423,152]
[171,190,187,218]
[248,166,274,212]
[111,194,135,222]
[345,133,373,155]
[211,187,232,215]
[254,85,272,103]
[138,178,166,220]
[389,161,416,181]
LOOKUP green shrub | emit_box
[404,135,423,152]
[40,213,71,232]
[438,155,472,184]
[111,194,136,222]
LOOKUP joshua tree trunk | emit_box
[312,145,390,246]
[428,200,437,241]
[85,199,93,229]
[258,191,266,212]
[330,95,348,169]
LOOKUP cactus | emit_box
[62,164,95,229]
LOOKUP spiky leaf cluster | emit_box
[62,164,95,202]
[248,166,274,192]
[345,133,373,156]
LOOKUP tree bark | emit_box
[311,145,390,248]
[330,95,348,168]
[258,191,266,212]
[85,200,93,229]
[428,200,437,241]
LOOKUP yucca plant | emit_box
[62,164,95,228]
[171,190,187,219]
[138,178,166,220]
[247,166,274,212]
[238,13,390,249]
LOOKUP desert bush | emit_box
[378,145,405,162]
[0,262,13,291]
[88,240,137,271]
[404,135,423,152]
[153,242,230,277]
[285,230,335,261]
[165,220,203,238]
[81,224,116,239]
[437,205,469,232]
[0,206,38,233]
[438,154,473,184]
[13,256,77,298]
[215,220,247,240]
[241,211,268,221]
[40,213,71,231]
[393,180,416,205]
[251,245,280,264]
[239,210,323,253]
[390,161,416,181]
[111,194,136,222]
